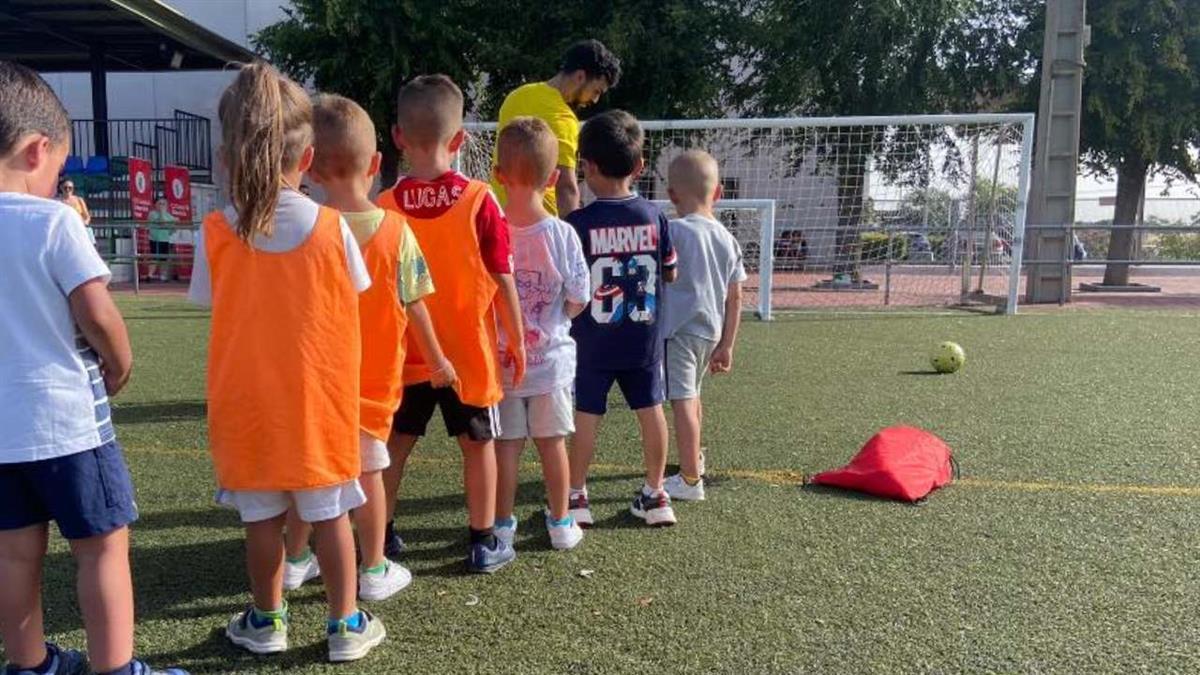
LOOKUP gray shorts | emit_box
[665,334,717,401]
[497,386,575,440]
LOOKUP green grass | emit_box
[14,297,1200,673]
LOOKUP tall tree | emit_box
[743,0,1039,276]
[1079,0,1200,285]
[256,0,744,184]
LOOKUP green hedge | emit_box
[859,232,909,262]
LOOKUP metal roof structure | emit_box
[0,0,255,72]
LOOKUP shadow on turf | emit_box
[112,400,207,425]
[801,483,925,504]
[140,629,327,673]
[899,369,945,376]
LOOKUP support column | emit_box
[1025,0,1089,304]
[90,45,109,157]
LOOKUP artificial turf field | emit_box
[12,296,1200,674]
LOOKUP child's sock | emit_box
[642,483,662,497]
[681,473,701,486]
[249,604,288,629]
[469,526,497,548]
[547,514,572,527]
[327,610,365,634]
[361,561,388,576]
[569,486,587,498]
[495,515,516,528]
[286,548,313,564]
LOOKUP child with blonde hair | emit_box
[188,62,384,663]
[492,117,589,550]
[282,93,453,600]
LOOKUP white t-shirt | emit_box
[188,189,371,306]
[500,216,590,398]
[0,193,115,463]
[662,213,749,342]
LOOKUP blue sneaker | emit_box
[494,516,518,547]
[384,521,406,559]
[466,537,515,574]
[126,659,190,675]
[4,643,85,675]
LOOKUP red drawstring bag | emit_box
[809,426,956,502]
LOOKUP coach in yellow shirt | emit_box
[491,40,621,216]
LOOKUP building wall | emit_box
[41,1,291,184]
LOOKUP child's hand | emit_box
[430,357,458,389]
[507,343,527,387]
[709,345,733,374]
[102,358,132,396]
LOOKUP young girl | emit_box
[187,62,385,664]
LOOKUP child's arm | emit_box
[563,226,590,319]
[492,272,526,386]
[555,168,580,216]
[79,198,91,226]
[69,279,133,395]
[406,299,457,389]
[709,280,743,374]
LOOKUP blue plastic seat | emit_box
[84,156,109,175]
[63,155,84,174]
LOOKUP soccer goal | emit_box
[460,113,1034,316]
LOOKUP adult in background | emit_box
[147,195,178,281]
[491,39,621,217]
[58,178,93,242]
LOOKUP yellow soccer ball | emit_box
[931,341,966,374]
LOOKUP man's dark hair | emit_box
[578,109,643,179]
[559,40,621,87]
[0,61,69,157]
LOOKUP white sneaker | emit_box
[357,560,413,601]
[327,609,386,663]
[664,473,706,501]
[631,489,677,526]
[568,491,594,527]
[282,554,320,591]
[495,516,518,547]
[545,513,584,550]
[226,607,289,654]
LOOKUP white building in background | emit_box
[41,0,289,185]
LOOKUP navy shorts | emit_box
[0,440,138,540]
[575,362,664,415]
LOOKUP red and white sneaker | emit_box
[568,491,594,528]
[631,489,677,527]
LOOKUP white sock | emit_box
[570,486,587,497]
[642,483,661,497]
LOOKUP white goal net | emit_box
[460,114,1034,317]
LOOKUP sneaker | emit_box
[282,552,320,590]
[545,512,584,550]
[630,489,677,526]
[383,522,406,559]
[358,560,413,601]
[127,659,190,674]
[494,516,518,547]
[5,643,86,674]
[226,606,288,654]
[568,491,594,528]
[663,473,706,501]
[327,609,386,663]
[466,537,516,574]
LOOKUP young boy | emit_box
[0,61,186,675]
[492,117,589,551]
[376,75,526,573]
[661,150,747,501]
[282,94,455,600]
[566,110,679,527]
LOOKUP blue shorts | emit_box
[575,362,664,415]
[0,440,138,539]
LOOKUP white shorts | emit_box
[497,386,574,440]
[216,479,366,524]
[359,430,391,473]
[665,334,717,401]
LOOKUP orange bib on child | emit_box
[358,211,409,441]
[204,206,361,490]
[378,180,503,408]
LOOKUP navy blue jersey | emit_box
[568,195,678,370]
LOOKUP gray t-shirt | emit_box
[662,213,748,342]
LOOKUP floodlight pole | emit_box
[1025,0,1089,304]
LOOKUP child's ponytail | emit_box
[218,61,312,241]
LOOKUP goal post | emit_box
[460,113,1034,316]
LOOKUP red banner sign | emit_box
[129,157,152,221]
[164,166,192,221]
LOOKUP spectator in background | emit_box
[58,178,93,242]
[147,195,178,281]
